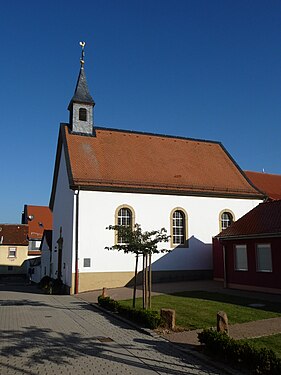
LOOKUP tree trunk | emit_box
[133,253,138,308]
[145,254,148,309]
[142,254,145,309]
[148,253,152,309]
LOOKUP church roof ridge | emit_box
[89,125,221,145]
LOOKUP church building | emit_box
[49,46,265,294]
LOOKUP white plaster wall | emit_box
[41,237,51,277]
[78,190,261,273]
[52,148,74,287]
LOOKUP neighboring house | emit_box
[0,224,29,275]
[21,205,53,256]
[244,171,281,200]
[213,200,281,294]
[49,55,265,294]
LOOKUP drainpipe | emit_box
[74,189,80,294]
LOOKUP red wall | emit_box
[213,237,224,279]
[224,237,281,289]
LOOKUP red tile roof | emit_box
[245,171,281,200]
[22,205,52,240]
[216,200,281,239]
[0,224,28,245]
[60,125,263,198]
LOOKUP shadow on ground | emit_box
[0,299,220,375]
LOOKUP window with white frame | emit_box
[117,207,132,243]
[8,247,16,258]
[235,245,248,271]
[256,244,272,272]
[172,210,186,245]
[221,211,234,230]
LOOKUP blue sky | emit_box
[1,0,281,223]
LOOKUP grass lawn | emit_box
[239,334,281,358]
[119,291,281,330]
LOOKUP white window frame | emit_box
[219,210,235,231]
[8,247,17,258]
[234,244,248,271]
[170,207,188,248]
[256,243,272,273]
[114,205,135,245]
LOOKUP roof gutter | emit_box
[217,232,281,241]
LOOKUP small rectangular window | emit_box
[29,241,40,250]
[83,258,91,268]
[235,245,248,271]
[256,244,272,272]
[8,247,16,258]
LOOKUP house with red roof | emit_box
[213,200,281,293]
[49,50,265,294]
[244,171,281,200]
[0,224,29,276]
[21,205,52,256]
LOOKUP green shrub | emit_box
[98,296,162,329]
[98,296,119,312]
[51,278,64,295]
[39,275,52,289]
[40,277,66,295]
[198,329,281,374]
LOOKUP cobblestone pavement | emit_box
[0,287,225,375]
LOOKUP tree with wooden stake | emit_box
[105,224,170,309]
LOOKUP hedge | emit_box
[98,295,163,329]
[198,328,281,374]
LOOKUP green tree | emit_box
[105,224,170,309]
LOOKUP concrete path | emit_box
[0,287,225,375]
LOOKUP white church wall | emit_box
[52,148,74,287]
[41,237,51,278]
[77,190,261,274]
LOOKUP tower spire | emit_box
[68,42,95,135]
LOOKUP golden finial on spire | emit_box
[79,41,86,66]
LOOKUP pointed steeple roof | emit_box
[68,66,95,109]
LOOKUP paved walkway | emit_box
[78,280,281,347]
[0,285,225,375]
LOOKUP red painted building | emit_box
[213,200,281,293]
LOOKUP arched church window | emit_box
[114,205,135,244]
[220,210,234,231]
[170,208,188,247]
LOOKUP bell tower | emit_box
[68,42,95,135]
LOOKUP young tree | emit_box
[105,224,170,309]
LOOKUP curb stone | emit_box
[75,297,243,375]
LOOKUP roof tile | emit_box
[217,200,281,238]
[64,126,263,197]
[245,171,281,200]
[0,224,28,245]
[23,206,52,240]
